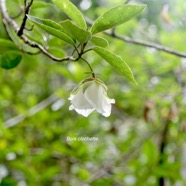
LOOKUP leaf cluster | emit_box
[1,0,145,84]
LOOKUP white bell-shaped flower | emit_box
[69,78,115,117]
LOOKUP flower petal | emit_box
[69,78,115,117]
[74,108,94,117]
[84,81,107,115]
[84,80,115,117]
[101,96,115,117]
[68,87,94,117]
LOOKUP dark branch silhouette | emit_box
[17,0,34,36]
[1,0,186,61]
[0,0,75,62]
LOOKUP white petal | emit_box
[100,85,115,116]
[74,108,94,117]
[101,94,115,117]
[84,82,105,113]
[69,103,94,117]
[71,90,93,109]
[84,81,115,117]
[69,78,115,117]
[68,94,75,101]
[69,105,75,110]
[101,96,114,117]
[69,87,94,117]
[107,98,115,104]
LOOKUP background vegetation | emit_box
[0,0,186,185]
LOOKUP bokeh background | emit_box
[1,0,186,185]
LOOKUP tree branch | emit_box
[107,31,186,58]
[158,121,169,186]
[10,10,23,19]
[85,17,186,58]
[3,94,59,128]
[0,0,75,62]
[1,0,186,61]
[17,0,34,36]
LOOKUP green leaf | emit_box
[90,4,146,34]
[1,51,22,69]
[93,47,137,84]
[153,162,181,179]
[60,20,91,43]
[143,140,158,164]
[27,15,75,45]
[52,0,87,29]
[0,39,18,52]
[32,1,52,9]
[90,36,109,48]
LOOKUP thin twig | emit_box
[85,17,186,58]
[71,43,81,56]
[10,10,23,19]
[3,94,59,128]
[17,0,34,36]
[2,0,186,61]
[83,48,93,54]
[0,0,75,62]
[25,24,34,31]
[107,31,186,58]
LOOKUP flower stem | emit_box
[81,58,95,78]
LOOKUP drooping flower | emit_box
[69,78,115,117]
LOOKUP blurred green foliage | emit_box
[0,0,186,186]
